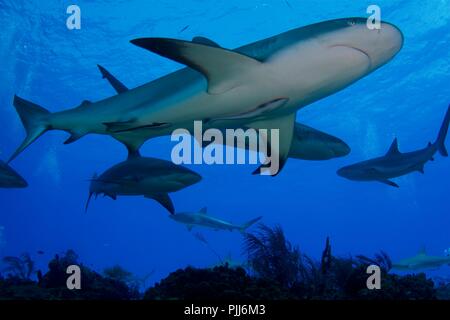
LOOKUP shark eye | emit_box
[348,19,357,27]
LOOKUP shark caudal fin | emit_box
[8,95,51,163]
[435,105,450,157]
[239,216,263,233]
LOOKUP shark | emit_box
[0,160,28,188]
[86,153,202,214]
[337,105,450,187]
[9,18,403,175]
[96,64,351,161]
[169,207,262,233]
[392,248,450,271]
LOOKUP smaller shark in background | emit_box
[86,152,201,214]
[392,248,450,271]
[169,207,262,233]
[0,160,28,188]
[337,105,450,187]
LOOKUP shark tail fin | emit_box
[240,216,263,233]
[8,95,51,163]
[435,105,450,157]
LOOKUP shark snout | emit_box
[361,22,404,69]
[1,171,28,188]
[336,166,352,179]
[331,139,351,158]
[179,171,202,186]
[12,174,28,188]
[335,19,404,71]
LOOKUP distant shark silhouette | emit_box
[0,160,27,188]
[392,248,450,271]
[8,18,403,175]
[169,207,262,233]
[86,152,201,214]
[337,105,450,187]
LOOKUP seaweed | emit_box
[1,253,35,280]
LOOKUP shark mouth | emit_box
[330,44,373,70]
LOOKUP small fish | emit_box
[179,25,189,33]
[284,0,293,9]
[37,250,45,255]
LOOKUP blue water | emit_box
[0,0,449,285]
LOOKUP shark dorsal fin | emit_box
[199,207,208,215]
[192,36,221,48]
[386,138,401,156]
[418,247,427,255]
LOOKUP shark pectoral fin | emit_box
[130,38,262,94]
[192,36,221,48]
[97,64,129,94]
[63,131,86,145]
[250,113,296,176]
[378,179,399,188]
[147,193,175,215]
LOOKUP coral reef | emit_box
[0,229,448,300]
[0,250,139,300]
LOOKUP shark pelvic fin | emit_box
[79,100,92,107]
[416,164,425,174]
[126,146,141,159]
[250,113,296,176]
[386,138,401,156]
[147,193,175,215]
[378,179,399,188]
[64,131,86,145]
[97,64,129,94]
[192,36,221,48]
[130,37,262,94]
[199,207,208,215]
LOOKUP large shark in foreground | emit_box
[337,105,450,187]
[0,160,28,188]
[169,207,262,233]
[86,153,201,214]
[9,18,403,175]
[392,249,450,271]
[97,64,351,161]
